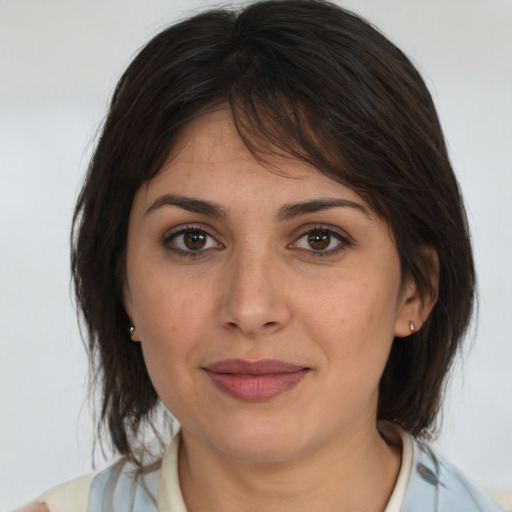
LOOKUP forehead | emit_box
[143,108,366,207]
[169,108,247,163]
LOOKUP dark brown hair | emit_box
[71,0,475,463]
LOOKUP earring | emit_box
[409,321,415,333]
[129,325,135,337]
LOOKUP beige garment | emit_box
[157,433,187,512]
[34,473,95,512]
[481,486,512,512]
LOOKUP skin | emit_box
[123,109,436,512]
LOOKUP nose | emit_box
[218,249,292,337]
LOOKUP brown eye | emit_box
[183,230,207,250]
[165,228,220,253]
[292,227,349,256]
[307,230,331,250]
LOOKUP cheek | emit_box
[299,272,400,377]
[130,275,214,385]
[301,274,398,338]
[134,282,210,417]
[132,269,211,338]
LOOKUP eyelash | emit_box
[162,224,351,258]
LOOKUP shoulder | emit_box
[12,473,94,512]
[11,502,50,512]
[402,438,505,511]
[14,456,160,512]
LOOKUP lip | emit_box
[202,359,309,401]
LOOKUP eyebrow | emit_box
[145,194,369,220]
[277,198,369,221]
[145,194,228,218]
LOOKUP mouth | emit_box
[202,359,310,401]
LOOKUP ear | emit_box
[123,282,141,342]
[394,247,439,338]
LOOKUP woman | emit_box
[17,1,505,510]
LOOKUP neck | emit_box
[178,421,401,512]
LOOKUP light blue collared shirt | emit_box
[86,433,505,511]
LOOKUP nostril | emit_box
[264,321,277,328]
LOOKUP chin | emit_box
[204,418,311,463]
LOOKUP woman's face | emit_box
[124,109,421,463]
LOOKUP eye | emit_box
[164,227,221,254]
[292,227,350,255]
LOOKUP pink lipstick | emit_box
[203,359,309,401]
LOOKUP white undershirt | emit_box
[382,425,414,512]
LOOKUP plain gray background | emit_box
[1,0,511,508]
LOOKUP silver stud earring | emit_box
[409,321,415,333]
[129,325,135,337]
